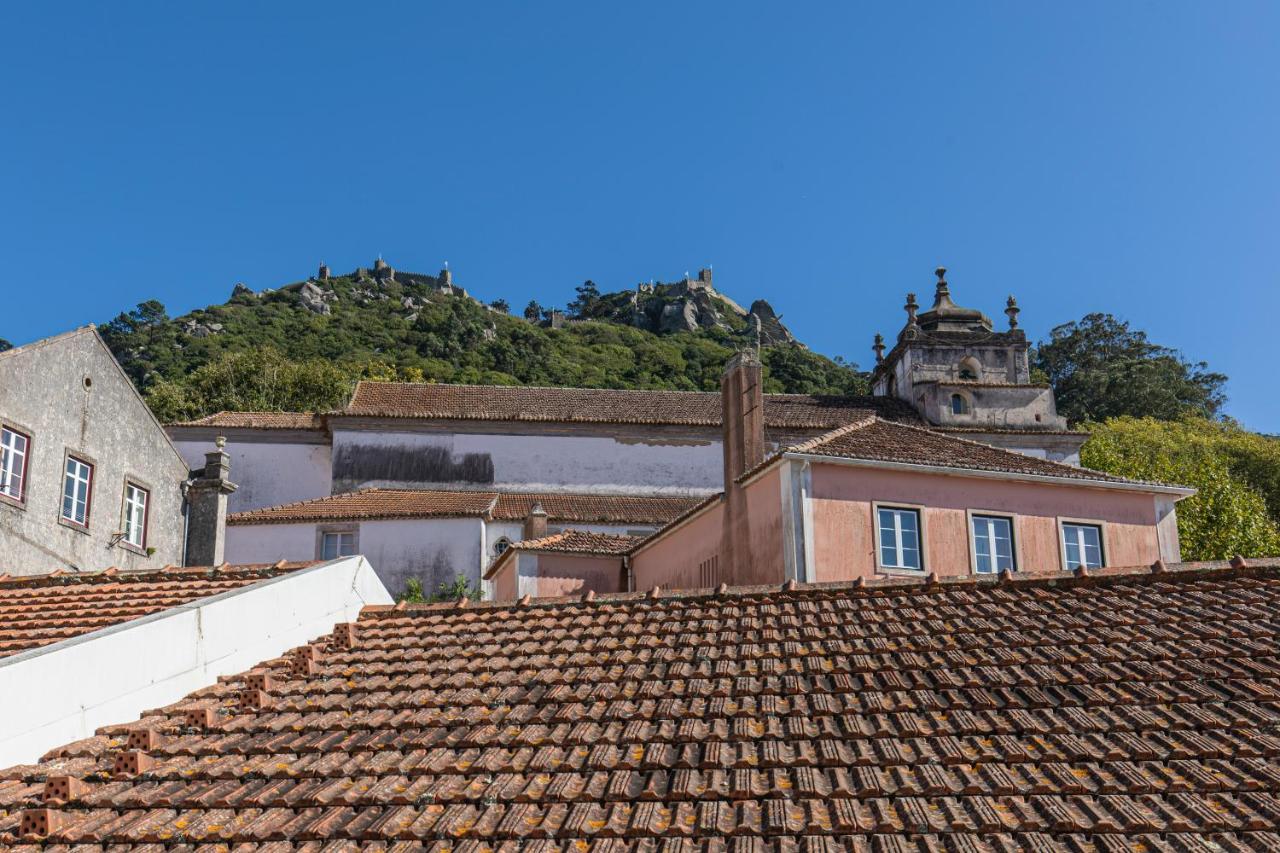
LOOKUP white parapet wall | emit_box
[0,556,392,768]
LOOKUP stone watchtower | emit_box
[870,268,1085,463]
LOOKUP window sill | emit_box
[876,565,925,576]
[57,517,92,536]
[117,541,149,557]
[0,493,27,512]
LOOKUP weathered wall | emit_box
[170,430,332,512]
[920,384,1064,430]
[492,556,519,601]
[0,330,187,573]
[517,552,626,599]
[632,499,725,591]
[226,517,484,596]
[330,423,725,494]
[807,463,1164,580]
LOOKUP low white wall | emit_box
[0,557,391,769]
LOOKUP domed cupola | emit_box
[915,267,992,333]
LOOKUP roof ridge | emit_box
[378,558,1280,616]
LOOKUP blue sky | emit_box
[2,3,1277,428]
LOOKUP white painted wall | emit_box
[228,517,486,597]
[226,522,318,564]
[172,436,332,512]
[332,428,723,494]
[0,557,391,768]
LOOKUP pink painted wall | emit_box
[809,463,1163,580]
[735,466,787,586]
[527,552,626,598]
[632,499,725,591]
[632,467,788,591]
[491,557,518,601]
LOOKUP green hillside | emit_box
[98,267,866,422]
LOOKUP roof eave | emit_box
[783,451,1197,498]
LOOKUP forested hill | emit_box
[98,265,865,423]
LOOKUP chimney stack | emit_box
[185,436,238,566]
[721,351,765,494]
[523,501,549,541]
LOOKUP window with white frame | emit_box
[1062,522,1104,569]
[877,506,922,570]
[61,456,93,527]
[123,483,149,547]
[971,514,1015,574]
[0,427,30,501]
[320,530,356,560]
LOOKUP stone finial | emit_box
[904,293,919,326]
[934,266,948,293]
[1005,295,1020,330]
[873,333,885,363]
[215,435,226,450]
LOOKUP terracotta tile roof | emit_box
[510,530,643,555]
[166,411,324,430]
[769,417,1190,492]
[490,492,698,525]
[229,488,700,526]
[6,559,1280,847]
[340,380,922,428]
[0,562,315,659]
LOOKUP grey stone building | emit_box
[0,327,190,573]
[871,268,1087,463]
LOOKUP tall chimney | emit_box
[185,436,239,566]
[721,350,765,494]
[523,501,549,540]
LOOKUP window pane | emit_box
[1,428,27,499]
[62,459,91,525]
[878,507,922,570]
[1063,523,1103,569]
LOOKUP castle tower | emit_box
[870,267,1084,463]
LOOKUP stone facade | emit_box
[871,268,1085,462]
[0,328,189,573]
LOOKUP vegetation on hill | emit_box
[1033,313,1227,423]
[98,273,866,423]
[1082,417,1280,561]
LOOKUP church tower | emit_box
[871,267,1085,463]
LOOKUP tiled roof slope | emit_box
[167,411,324,430]
[341,380,923,428]
[0,563,313,659]
[782,418,1188,490]
[6,561,1280,847]
[490,493,697,525]
[229,488,699,526]
[510,530,644,555]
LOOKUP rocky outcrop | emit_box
[617,268,797,346]
[298,282,336,315]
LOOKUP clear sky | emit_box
[2,3,1277,428]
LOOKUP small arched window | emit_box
[493,537,513,556]
[951,393,969,415]
[958,356,981,381]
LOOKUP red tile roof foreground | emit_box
[0,562,315,659]
[342,380,923,429]
[167,411,325,430]
[5,560,1280,848]
[229,488,700,526]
